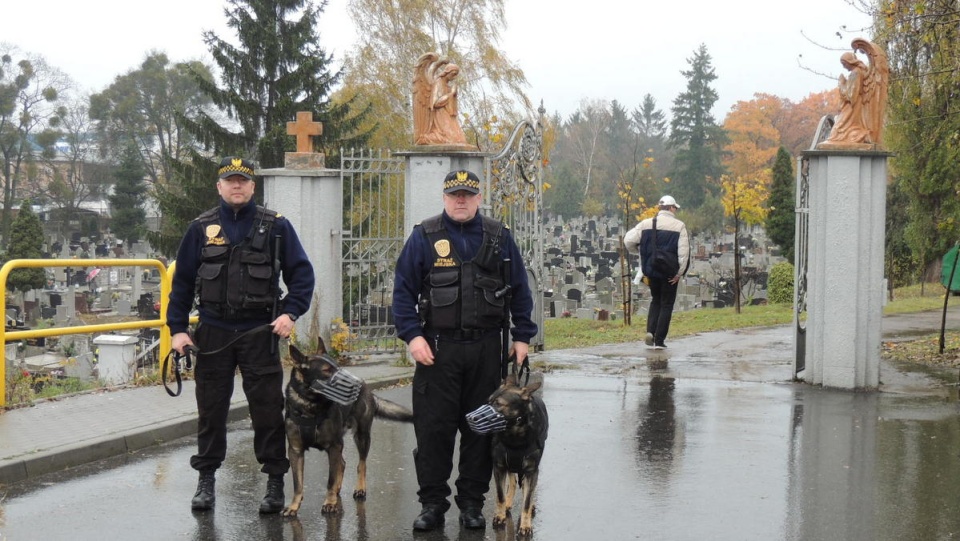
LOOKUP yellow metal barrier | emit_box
[1,259,173,407]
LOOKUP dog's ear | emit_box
[521,381,542,397]
[289,344,304,364]
[504,373,518,388]
[316,336,328,356]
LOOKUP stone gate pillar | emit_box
[260,166,339,345]
[801,150,891,389]
[394,149,488,231]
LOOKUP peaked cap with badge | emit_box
[442,170,481,194]
[218,156,256,181]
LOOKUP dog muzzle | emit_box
[309,368,363,406]
[466,404,507,434]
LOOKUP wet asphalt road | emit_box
[3,324,960,540]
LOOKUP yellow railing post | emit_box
[1,259,176,408]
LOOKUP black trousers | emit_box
[647,276,679,344]
[189,323,289,476]
[412,332,502,511]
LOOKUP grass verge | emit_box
[544,282,949,353]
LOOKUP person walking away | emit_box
[624,195,690,349]
[167,156,315,513]
[392,169,538,531]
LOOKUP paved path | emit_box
[1,307,958,485]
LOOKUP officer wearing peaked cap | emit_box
[167,156,315,514]
[392,169,538,531]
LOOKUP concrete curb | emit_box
[0,373,414,485]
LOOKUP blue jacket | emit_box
[624,210,690,280]
[392,211,537,344]
[167,199,315,334]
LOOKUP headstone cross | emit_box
[286,111,323,153]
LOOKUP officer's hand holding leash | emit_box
[408,336,435,366]
[509,341,529,367]
[270,313,297,339]
[172,331,196,356]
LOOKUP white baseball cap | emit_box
[659,195,680,208]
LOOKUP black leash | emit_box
[161,324,273,397]
[161,345,198,397]
[511,353,530,387]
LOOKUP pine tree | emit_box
[151,0,371,257]
[668,44,727,209]
[765,147,795,263]
[5,200,46,293]
[185,0,369,167]
[109,143,148,245]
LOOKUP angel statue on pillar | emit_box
[820,38,889,149]
[413,52,472,147]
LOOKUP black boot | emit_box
[259,474,285,514]
[413,504,446,531]
[459,505,486,529]
[191,470,216,511]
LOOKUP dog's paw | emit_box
[353,488,367,501]
[281,506,299,518]
[492,513,510,529]
[517,524,534,538]
[321,502,344,515]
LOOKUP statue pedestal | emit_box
[800,150,891,390]
[394,149,489,233]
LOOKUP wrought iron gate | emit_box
[485,115,546,350]
[795,115,834,375]
[339,115,546,355]
[340,149,406,354]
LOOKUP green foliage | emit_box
[146,152,221,257]
[767,261,795,305]
[184,0,370,169]
[881,3,960,284]
[885,180,913,288]
[680,194,723,238]
[109,143,148,244]
[544,160,584,218]
[6,201,46,292]
[765,147,795,263]
[89,52,212,183]
[0,49,64,240]
[668,44,728,209]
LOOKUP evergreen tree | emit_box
[185,0,369,167]
[5,200,46,293]
[632,94,667,141]
[147,151,222,257]
[151,0,370,257]
[668,44,727,209]
[109,143,148,245]
[765,147,795,263]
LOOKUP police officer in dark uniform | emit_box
[167,156,315,514]
[392,169,537,531]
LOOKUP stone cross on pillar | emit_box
[284,111,325,169]
[287,111,322,152]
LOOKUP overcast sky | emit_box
[4,0,874,121]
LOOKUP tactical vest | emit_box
[419,214,507,331]
[194,206,280,321]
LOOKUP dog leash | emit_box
[511,353,530,387]
[161,324,273,397]
[161,345,198,397]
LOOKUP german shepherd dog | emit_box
[282,340,413,517]
[488,372,549,537]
